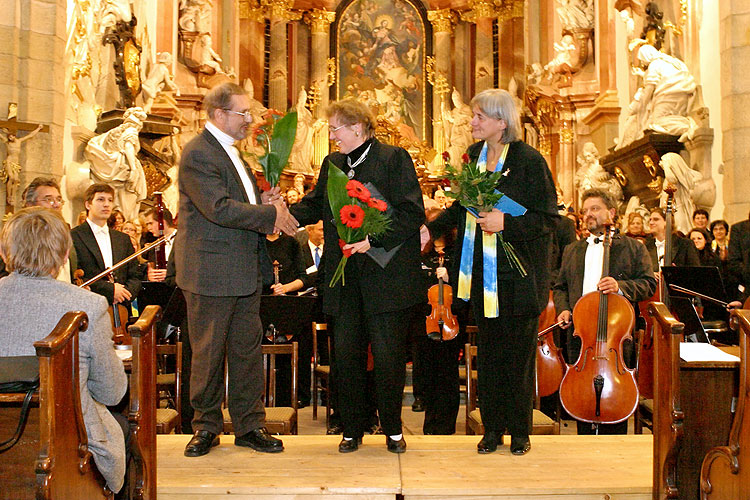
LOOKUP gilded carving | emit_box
[559,127,574,144]
[427,9,457,34]
[304,9,335,34]
[327,58,336,87]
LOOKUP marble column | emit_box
[304,9,335,116]
[462,0,496,94]
[428,9,457,166]
[557,105,576,208]
[266,0,301,111]
[719,0,750,222]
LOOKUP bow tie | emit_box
[587,235,602,245]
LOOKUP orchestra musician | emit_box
[553,188,657,434]
[644,207,700,271]
[428,89,558,455]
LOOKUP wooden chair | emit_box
[312,322,331,424]
[700,309,750,499]
[464,343,559,436]
[155,342,182,434]
[223,342,299,435]
[457,325,478,388]
[33,311,113,499]
[647,302,684,500]
[128,305,161,500]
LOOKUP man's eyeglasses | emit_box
[38,196,64,206]
[223,109,253,120]
[329,124,347,133]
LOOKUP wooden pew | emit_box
[648,302,684,500]
[127,305,160,500]
[34,311,113,499]
[700,309,750,499]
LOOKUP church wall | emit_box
[0,0,66,216]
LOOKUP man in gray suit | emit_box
[0,207,128,494]
[175,82,298,457]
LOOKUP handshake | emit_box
[261,187,298,236]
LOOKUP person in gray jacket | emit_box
[0,207,128,494]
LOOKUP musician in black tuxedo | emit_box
[290,99,424,454]
[175,83,298,457]
[428,89,558,456]
[553,189,657,434]
[729,212,750,304]
[70,183,141,307]
[644,207,700,271]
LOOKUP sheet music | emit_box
[679,343,740,363]
[115,349,132,362]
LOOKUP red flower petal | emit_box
[367,197,387,212]
[462,153,470,164]
[258,178,271,192]
[442,151,451,162]
[338,239,353,258]
[441,178,451,188]
[340,204,365,229]
[346,180,371,203]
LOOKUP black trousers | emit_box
[419,334,461,434]
[473,309,537,438]
[333,277,410,438]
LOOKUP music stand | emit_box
[670,296,710,343]
[260,294,321,342]
[661,266,729,322]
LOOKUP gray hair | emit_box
[581,188,617,210]
[0,207,71,277]
[204,83,248,120]
[470,89,522,143]
[22,177,60,207]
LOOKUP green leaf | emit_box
[326,162,352,240]
[270,111,298,169]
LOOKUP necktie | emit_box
[314,247,320,268]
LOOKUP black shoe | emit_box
[338,437,362,453]
[326,422,344,435]
[411,397,425,412]
[235,427,284,453]
[184,430,220,457]
[297,400,309,409]
[477,431,503,454]
[386,436,407,453]
[510,436,531,455]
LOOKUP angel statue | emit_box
[141,52,181,113]
[289,88,325,174]
[1,124,43,205]
[574,142,623,207]
[441,88,473,165]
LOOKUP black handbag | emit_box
[0,356,39,454]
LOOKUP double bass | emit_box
[425,252,459,341]
[559,224,639,427]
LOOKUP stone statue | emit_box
[178,0,212,33]
[101,0,133,31]
[141,52,180,113]
[574,142,624,207]
[239,78,268,156]
[1,124,43,206]
[544,34,576,75]
[441,88,473,165]
[614,87,644,150]
[84,107,148,221]
[659,152,702,235]
[556,0,594,30]
[198,34,223,73]
[289,88,324,174]
[156,128,182,215]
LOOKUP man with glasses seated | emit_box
[0,177,75,281]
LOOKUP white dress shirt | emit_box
[86,219,113,268]
[582,234,604,295]
[654,238,665,267]
[205,121,257,205]
[164,229,177,258]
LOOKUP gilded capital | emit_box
[255,0,302,22]
[304,9,336,34]
[460,0,496,23]
[427,9,458,34]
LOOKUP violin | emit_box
[425,252,459,341]
[153,191,167,270]
[559,224,639,426]
[73,267,130,345]
[535,291,567,398]
[636,185,676,399]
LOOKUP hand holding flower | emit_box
[261,185,281,204]
[343,235,371,255]
[477,208,505,233]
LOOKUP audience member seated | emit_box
[121,220,141,254]
[689,227,721,268]
[265,232,307,296]
[692,208,710,234]
[625,212,648,245]
[108,209,125,232]
[0,207,128,495]
[710,219,731,284]
[285,188,300,206]
[300,221,324,292]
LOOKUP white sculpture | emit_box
[1,124,43,206]
[614,87,644,150]
[101,0,133,30]
[141,52,180,113]
[659,152,702,235]
[85,107,148,221]
[239,78,268,156]
[178,0,213,33]
[556,0,594,30]
[544,34,577,75]
[441,88,473,165]
[289,88,324,174]
[574,142,624,207]
[198,34,223,73]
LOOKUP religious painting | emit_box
[335,0,428,142]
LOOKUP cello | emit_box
[559,224,639,427]
[425,251,459,341]
[536,291,567,398]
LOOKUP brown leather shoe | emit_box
[477,431,503,454]
[235,427,284,453]
[184,430,220,457]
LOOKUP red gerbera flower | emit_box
[340,204,365,229]
[338,239,353,258]
[442,151,451,162]
[258,178,271,192]
[461,153,471,164]
[367,197,387,212]
[346,180,371,203]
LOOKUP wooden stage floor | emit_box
[157,434,652,499]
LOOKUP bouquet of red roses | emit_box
[326,162,391,287]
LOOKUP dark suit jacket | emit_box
[299,240,322,290]
[290,139,425,316]
[553,235,657,315]
[550,215,577,285]
[175,128,276,297]
[644,234,701,271]
[70,222,142,304]
[428,140,559,318]
[729,219,750,301]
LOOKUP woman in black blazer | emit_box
[428,89,558,455]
